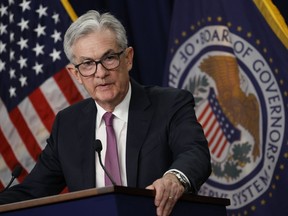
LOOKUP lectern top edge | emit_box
[0,186,230,213]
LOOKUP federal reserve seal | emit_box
[167,23,286,212]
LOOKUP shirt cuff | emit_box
[164,169,191,192]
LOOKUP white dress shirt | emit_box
[94,83,131,187]
[94,82,191,190]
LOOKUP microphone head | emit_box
[12,165,23,178]
[93,139,103,153]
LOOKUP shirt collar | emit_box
[95,82,131,128]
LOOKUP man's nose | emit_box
[94,63,108,78]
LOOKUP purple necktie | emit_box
[103,112,122,186]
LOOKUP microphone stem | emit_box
[97,151,117,186]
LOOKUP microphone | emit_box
[93,139,116,186]
[1,165,23,192]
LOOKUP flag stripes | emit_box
[53,68,84,105]
[0,69,87,189]
[197,102,229,161]
[29,88,55,132]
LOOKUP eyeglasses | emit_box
[74,50,124,77]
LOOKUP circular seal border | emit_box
[167,15,288,214]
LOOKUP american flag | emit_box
[0,0,88,190]
[197,88,241,162]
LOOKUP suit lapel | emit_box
[77,99,97,189]
[126,79,154,187]
[74,80,153,188]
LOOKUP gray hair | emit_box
[63,10,128,63]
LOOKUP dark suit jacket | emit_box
[0,79,211,204]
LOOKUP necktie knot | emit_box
[103,112,114,126]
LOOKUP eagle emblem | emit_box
[199,55,260,162]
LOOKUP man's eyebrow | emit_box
[78,49,116,62]
[100,49,116,58]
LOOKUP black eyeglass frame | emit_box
[74,50,125,77]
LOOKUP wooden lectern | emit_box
[0,186,230,215]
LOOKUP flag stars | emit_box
[9,13,14,23]
[174,38,179,45]
[0,4,8,17]
[32,62,43,75]
[10,32,15,42]
[217,16,222,22]
[227,22,232,27]
[8,0,15,5]
[19,0,31,12]
[17,37,28,50]
[181,31,187,37]
[0,23,8,35]
[49,48,61,62]
[17,55,28,69]
[51,30,62,43]
[52,13,60,24]
[17,18,29,31]
[0,59,5,72]
[1,1,70,104]
[9,86,16,98]
[36,4,48,18]
[9,68,16,78]
[269,58,273,63]
[19,74,27,87]
[247,32,252,38]
[10,49,15,61]
[34,23,46,37]
[190,25,196,31]
[261,199,266,205]
[0,41,6,53]
[32,43,44,56]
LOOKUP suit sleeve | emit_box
[168,90,211,193]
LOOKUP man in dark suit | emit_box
[0,10,211,216]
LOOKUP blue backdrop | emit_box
[69,0,287,86]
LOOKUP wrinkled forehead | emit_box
[71,29,118,60]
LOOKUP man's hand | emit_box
[146,173,185,216]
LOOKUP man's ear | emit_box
[66,63,83,84]
[126,47,134,71]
